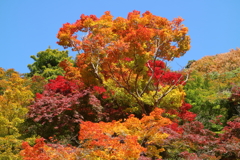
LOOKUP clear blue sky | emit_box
[0,0,239,73]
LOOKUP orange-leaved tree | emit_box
[57,10,191,116]
[77,108,171,159]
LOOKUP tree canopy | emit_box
[56,10,191,116]
[27,47,73,80]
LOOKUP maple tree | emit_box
[27,76,104,139]
[0,68,18,95]
[57,10,191,115]
[3,10,240,160]
[0,68,34,135]
[20,119,240,160]
[21,109,240,160]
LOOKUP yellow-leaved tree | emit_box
[0,68,34,159]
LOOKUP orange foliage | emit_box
[190,48,240,74]
[78,108,171,159]
[20,138,76,160]
[57,10,190,83]
[59,59,81,81]
[20,108,171,159]
[57,10,190,59]
[57,11,190,115]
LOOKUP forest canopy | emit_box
[0,11,240,160]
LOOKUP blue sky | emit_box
[0,0,239,73]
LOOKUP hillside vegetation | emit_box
[0,11,240,160]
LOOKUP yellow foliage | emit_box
[0,68,34,158]
[159,85,185,109]
[0,71,33,136]
[141,85,185,109]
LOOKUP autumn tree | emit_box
[27,75,104,139]
[27,47,73,80]
[0,68,34,136]
[57,10,191,116]
[0,68,34,159]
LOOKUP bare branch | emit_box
[140,43,160,96]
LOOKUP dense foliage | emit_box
[56,10,190,116]
[27,48,73,80]
[0,68,36,159]
[1,11,240,160]
[185,48,240,131]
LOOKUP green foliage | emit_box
[185,48,240,131]
[185,60,196,69]
[184,71,229,131]
[27,47,73,80]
